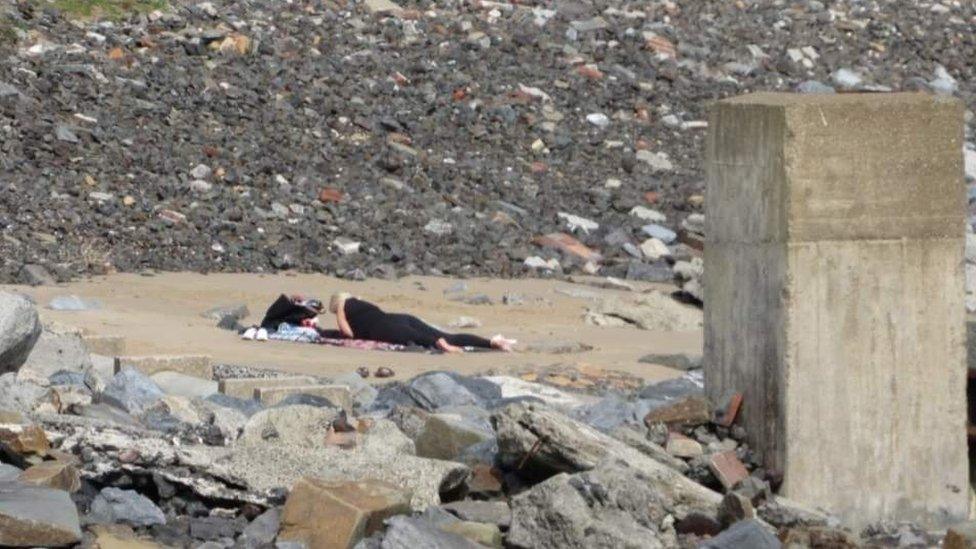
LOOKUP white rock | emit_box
[424,219,454,236]
[586,113,610,128]
[629,206,666,223]
[605,178,622,189]
[635,150,673,172]
[929,65,958,95]
[965,146,976,181]
[88,192,113,202]
[333,237,361,255]
[557,212,599,234]
[524,256,559,270]
[640,238,671,261]
[518,84,551,102]
[967,264,976,294]
[189,180,212,193]
[830,68,862,89]
[190,164,212,180]
[967,233,976,263]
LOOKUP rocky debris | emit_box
[278,478,411,548]
[88,487,167,527]
[0,293,41,374]
[507,461,679,548]
[0,482,82,547]
[492,402,721,510]
[701,518,781,548]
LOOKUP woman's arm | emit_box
[336,304,354,338]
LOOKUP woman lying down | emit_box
[243,293,516,353]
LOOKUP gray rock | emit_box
[202,303,249,327]
[830,68,862,89]
[0,292,42,374]
[47,295,102,311]
[73,402,141,427]
[333,372,379,409]
[55,125,80,143]
[609,426,689,473]
[191,516,245,540]
[700,519,781,548]
[205,393,264,417]
[151,371,218,399]
[638,376,703,401]
[625,261,673,283]
[507,462,672,548]
[0,481,82,546]
[492,403,720,512]
[20,326,94,380]
[570,395,644,433]
[239,507,281,548]
[588,293,702,332]
[638,353,702,371]
[89,487,166,527]
[378,515,481,549]
[406,373,480,411]
[100,367,166,414]
[522,340,592,354]
[441,501,511,529]
[796,80,835,94]
[641,224,677,244]
[18,264,56,286]
[0,464,22,481]
[0,372,48,413]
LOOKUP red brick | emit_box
[716,393,744,427]
[318,187,344,204]
[532,233,602,262]
[576,64,604,80]
[709,451,749,490]
[643,395,711,427]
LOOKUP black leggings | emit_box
[370,314,492,348]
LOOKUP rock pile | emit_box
[1,0,973,292]
[0,290,959,547]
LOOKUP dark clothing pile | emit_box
[344,298,492,349]
[259,295,322,332]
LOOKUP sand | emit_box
[2,272,703,383]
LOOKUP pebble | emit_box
[586,114,610,129]
[641,224,678,244]
[635,150,674,172]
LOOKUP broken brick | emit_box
[709,450,750,491]
[576,64,604,80]
[643,395,711,427]
[716,393,744,427]
[532,233,602,263]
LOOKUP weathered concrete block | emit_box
[114,355,212,379]
[82,334,126,356]
[255,385,352,411]
[705,93,967,527]
[218,376,316,400]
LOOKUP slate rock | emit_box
[0,292,42,375]
[441,501,511,529]
[334,372,379,409]
[239,507,281,548]
[100,367,166,414]
[204,392,264,417]
[0,481,82,546]
[700,519,781,549]
[406,372,481,411]
[89,487,167,527]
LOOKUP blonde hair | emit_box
[329,292,352,314]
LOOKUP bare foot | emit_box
[436,338,464,353]
[490,335,517,352]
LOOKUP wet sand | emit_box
[2,272,703,382]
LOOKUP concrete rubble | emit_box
[0,277,959,549]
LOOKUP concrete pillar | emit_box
[704,93,968,528]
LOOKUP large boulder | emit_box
[492,402,719,513]
[587,292,702,331]
[0,373,48,413]
[19,325,93,381]
[0,481,82,546]
[0,293,42,374]
[507,462,678,548]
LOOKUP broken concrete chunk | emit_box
[0,481,82,546]
[278,478,411,548]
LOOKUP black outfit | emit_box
[259,294,319,331]
[344,298,492,349]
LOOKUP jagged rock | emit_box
[100,367,165,415]
[19,325,93,381]
[0,293,42,374]
[190,516,246,541]
[406,372,497,411]
[507,462,676,548]
[0,481,82,546]
[18,460,81,492]
[239,507,281,548]
[278,478,411,548]
[414,412,493,461]
[373,513,482,549]
[492,402,719,511]
[700,519,781,548]
[609,426,689,473]
[441,501,512,529]
[334,372,379,409]
[89,487,167,527]
[757,496,832,529]
[240,405,339,445]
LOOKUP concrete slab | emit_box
[81,335,126,356]
[254,385,353,411]
[705,92,967,528]
[113,355,212,380]
[150,371,219,399]
[218,376,317,400]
